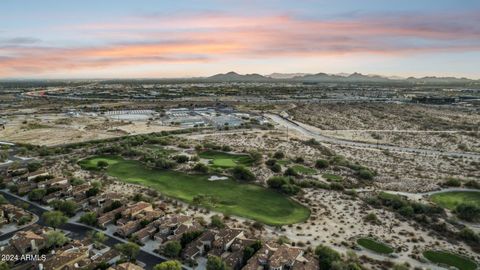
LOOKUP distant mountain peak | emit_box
[207,71,269,82]
[203,71,477,84]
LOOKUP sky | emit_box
[1,0,480,79]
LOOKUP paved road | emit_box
[0,191,167,270]
[0,141,33,169]
[266,114,480,160]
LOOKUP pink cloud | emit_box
[1,11,479,77]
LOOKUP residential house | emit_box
[10,229,47,254]
[1,204,30,223]
[121,202,153,219]
[37,177,68,189]
[24,170,49,182]
[117,220,142,238]
[97,206,126,228]
[268,245,303,270]
[243,243,318,270]
[132,224,157,243]
[224,238,259,270]
[41,246,90,270]
[211,228,245,253]
[107,262,144,270]
[168,221,204,242]
[181,230,216,261]
[154,215,191,242]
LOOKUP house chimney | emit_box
[31,239,37,251]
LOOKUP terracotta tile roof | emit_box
[291,255,319,270]
[117,220,141,236]
[212,228,244,249]
[11,230,45,252]
[243,242,279,270]
[224,250,244,268]
[133,224,157,240]
[42,247,89,270]
[269,245,302,269]
[108,262,144,270]
[121,202,152,217]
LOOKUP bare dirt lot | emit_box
[0,113,182,146]
[290,103,480,153]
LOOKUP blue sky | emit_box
[1,0,480,78]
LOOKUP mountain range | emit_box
[204,71,477,84]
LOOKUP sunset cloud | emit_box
[1,4,480,78]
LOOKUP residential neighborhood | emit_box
[0,160,321,270]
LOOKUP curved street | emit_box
[0,191,168,270]
[265,113,480,160]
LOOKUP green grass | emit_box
[78,156,121,170]
[199,150,254,168]
[79,156,310,225]
[357,238,394,254]
[322,173,343,182]
[430,191,480,210]
[291,165,317,175]
[423,250,477,270]
[276,160,290,165]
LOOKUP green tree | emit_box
[163,241,182,258]
[86,186,100,197]
[315,159,329,169]
[392,263,410,270]
[270,163,282,173]
[42,211,68,230]
[154,260,182,270]
[29,189,47,201]
[79,212,97,226]
[0,195,8,205]
[45,231,69,248]
[249,151,262,164]
[180,231,203,247]
[93,231,107,245]
[242,240,262,264]
[193,163,209,173]
[331,261,362,270]
[27,161,42,172]
[357,169,374,180]
[465,180,480,189]
[231,166,255,182]
[284,167,299,177]
[207,255,227,270]
[265,159,276,166]
[280,184,300,195]
[115,242,140,262]
[50,200,77,216]
[456,203,480,222]
[242,246,255,264]
[69,177,85,186]
[18,215,32,226]
[210,215,225,229]
[458,228,480,244]
[97,160,109,169]
[8,184,18,194]
[0,261,10,270]
[273,151,285,159]
[174,155,189,164]
[96,262,110,270]
[0,151,8,163]
[443,177,462,187]
[267,176,289,189]
[315,245,341,270]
